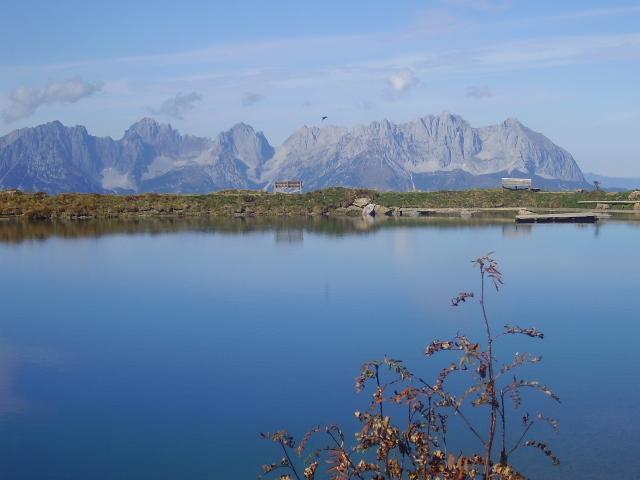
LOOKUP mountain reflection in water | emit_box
[0,213,534,244]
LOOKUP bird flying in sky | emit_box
[321,116,328,121]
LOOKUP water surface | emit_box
[0,216,638,479]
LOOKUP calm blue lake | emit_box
[0,217,638,479]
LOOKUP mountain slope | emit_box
[0,119,272,193]
[260,113,586,191]
[0,121,106,193]
[584,172,640,191]
[0,113,588,193]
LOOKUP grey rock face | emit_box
[260,112,587,191]
[211,123,274,182]
[0,118,269,193]
[373,204,393,216]
[0,113,588,193]
[0,121,104,193]
[362,204,376,217]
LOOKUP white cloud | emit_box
[150,92,202,119]
[387,69,419,94]
[241,92,265,107]
[2,78,102,123]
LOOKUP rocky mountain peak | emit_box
[438,111,462,121]
[261,114,586,190]
[228,122,255,134]
[124,117,174,142]
[0,113,589,194]
[213,123,274,174]
[120,117,209,159]
[503,117,523,127]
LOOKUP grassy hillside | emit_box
[0,188,637,220]
[376,189,635,209]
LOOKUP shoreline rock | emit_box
[373,204,392,216]
[352,197,372,208]
[362,204,376,217]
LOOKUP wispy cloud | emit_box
[387,69,419,95]
[2,78,102,123]
[466,85,493,99]
[363,33,640,78]
[273,31,640,97]
[13,35,368,74]
[241,91,265,107]
[150,92,202,119]
[356,100,375,111]
[443,0,512,12]
[405,9,469,37]
[4,4,637,80]
[531,5,640,22]
[472,33,640,72]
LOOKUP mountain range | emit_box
[583,172,640,191]
[0,112,590,194]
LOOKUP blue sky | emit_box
[1,0,639,176]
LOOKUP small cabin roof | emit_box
[501,177,532,182]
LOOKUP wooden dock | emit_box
[515,212,598,224]
[396,208,434,217]
[577,200,638,205]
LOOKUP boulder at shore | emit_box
[352,197,372,208]
[362,204,376,217]
[373,204,392,216]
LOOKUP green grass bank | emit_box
[0,188,638,221]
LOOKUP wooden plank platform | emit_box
[515,212,598,224]
[577,200,637,204]
[397,208,433,217]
